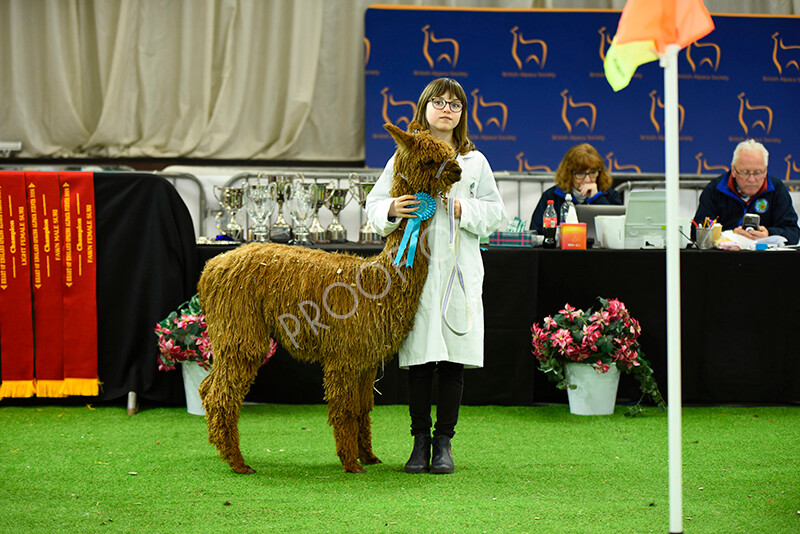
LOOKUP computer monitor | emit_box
[624,190,667,248]
[574,204,627,243]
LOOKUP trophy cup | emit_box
[212,185,244,241]
[349,173,382,244]
[286,176,316,247]
[268,174,292,243]
[243,176,277,242]
[324,188,350,243]
[307,181,332,244]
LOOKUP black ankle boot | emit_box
[404,434,431,473]
[430,435,454,474]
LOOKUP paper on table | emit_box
[718,230,787,250]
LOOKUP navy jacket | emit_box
[529,186,623,233]
[693,172,800,244]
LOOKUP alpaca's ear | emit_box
[407,120,424,134]
[384,122,414,151]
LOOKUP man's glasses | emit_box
[734,166,766,179]
[573,170,600,180]
[429,98,463,112]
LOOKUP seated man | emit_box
[693,139,800,244]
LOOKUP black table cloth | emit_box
[196,245,800,406]
[94,173,198,403]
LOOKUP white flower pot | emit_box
[181,362,210,416]
[565,362,620,415]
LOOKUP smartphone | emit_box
[742,213,760,230]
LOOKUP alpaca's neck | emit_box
[366,219,434,349]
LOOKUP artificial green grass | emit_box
[1,403,798,533]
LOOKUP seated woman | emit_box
[529,143,622,233]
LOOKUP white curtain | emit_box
[0,0,796,161]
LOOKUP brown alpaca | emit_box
[197,121,461,474]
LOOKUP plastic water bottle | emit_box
[543,200,557,249]
[560,194,577,223]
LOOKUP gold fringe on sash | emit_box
[35,380,68,398]
[61,378,100,397]
[0,380,37,399]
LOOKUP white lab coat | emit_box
[365,149,507,369]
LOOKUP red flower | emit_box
[593,360,611,373]
[559,304,582,322]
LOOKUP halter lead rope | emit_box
[441,196,473,336]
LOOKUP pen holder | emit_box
[696,227,715,249]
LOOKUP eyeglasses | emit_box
[572,170,600,180]
[733,166,766,179]
[428,98,463,112]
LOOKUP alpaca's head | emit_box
[384,121,461,198]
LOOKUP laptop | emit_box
[574,204,627,243]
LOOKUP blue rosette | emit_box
[393,192,436,268]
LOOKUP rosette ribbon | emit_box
[393,192,436,268]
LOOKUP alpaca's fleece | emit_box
[198,121,461,474]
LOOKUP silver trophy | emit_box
[286,176,316,247]
[243,176,277,242]
[325,188,350,243]
[349,173,382,244]
[307,181,332,244]
[268,174,292,243]
[212,185,244,241]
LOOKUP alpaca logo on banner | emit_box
[784,155,800,180]
[737,92,773,135]
[421,25,459,68]
[694,153,729,174]
[470,89,508,132]
[515,152,551,173]
[597,27,613,61]
[771,32,800,74]
[364,38,381,77]
[380,87,416,131]
[605,152,641,174]
[685,40,721,72]
[649,90,685,133]
[560,89,596,133]
[510,26,547,69]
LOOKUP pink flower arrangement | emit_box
[155,294,277,372]
[531,297,665,414]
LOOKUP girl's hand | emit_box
[388,195,421,218]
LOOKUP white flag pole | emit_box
[660,43,684,534]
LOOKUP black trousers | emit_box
[407,361,464,438]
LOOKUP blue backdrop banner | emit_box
[364,6,799,178]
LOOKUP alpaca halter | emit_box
[393,192,436,268]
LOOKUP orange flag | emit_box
[604,0,714,91]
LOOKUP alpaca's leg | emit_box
[199,352,262,474]
[356,367,381,465]
[324,366,375,473]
